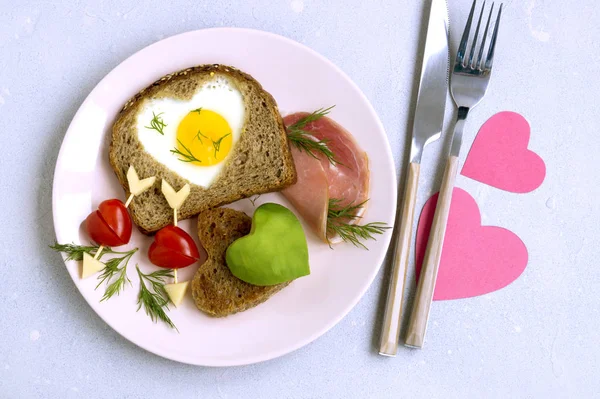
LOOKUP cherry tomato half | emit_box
[148,225,207,269]
[85,199,132,247]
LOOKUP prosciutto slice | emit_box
[281,145,329,242]
[281,113,370,243]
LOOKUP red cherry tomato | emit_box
[85,199,132,247]
[148,225,207,269]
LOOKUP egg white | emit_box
[135,77,245,188]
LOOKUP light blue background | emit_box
[1,0,598,398]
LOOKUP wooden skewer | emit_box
[94,245,104,260]
[173,208,179,284]
[125,193,135,208]
[161,180,191,287]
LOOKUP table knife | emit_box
[379,0,450,356]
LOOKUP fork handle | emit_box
[379,162,420,356]
[404,155,459,348]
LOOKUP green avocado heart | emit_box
[226,203,310,286]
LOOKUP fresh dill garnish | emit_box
[49,242,128,261]
[248,194,261,207]
[286,106,340,165]
[96,248,137,302]
[171,139,202,163]
[288,106,335,131]
[191,107,202,115]
[194,130,209,144]
[189,130,230,159]
[326,198,390,250]
[288,132,339,165]
[135,266,177,331]
[212,133,231,158]
[50,243,139,301]
[145,112,167,135]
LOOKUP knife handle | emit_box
[405,155,459,348]
[379,162,420,356]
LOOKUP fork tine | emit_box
[468,1,486,67]
[485,3,503,69]
[457,0,477,65]
[476,3,495,69]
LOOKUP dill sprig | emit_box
[286,106,340,165]
[192,131,231,159]
[288,133,339,165]
[212,133,231,158]
[50,243,139,301]
[248,194,261,207]
[96,248,137,302]
[135,266,177,331]
[191,107,202,115]
[194,130,209,144]
[145,112,167,135]
[49,242,127,261]
[326,198,390,250]
[288,106,335,131]
[171,139,202,163]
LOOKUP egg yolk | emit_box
[175,109,233,166]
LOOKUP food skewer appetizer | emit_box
[81,166,155,278]
[147,180,205,306]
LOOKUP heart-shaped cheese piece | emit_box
[127,165,156,196]
[81,252,105,279]
[161,180,190,210]
[164,281,189,307]
[226,203,310,286]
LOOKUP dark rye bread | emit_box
[192,208,288,317]
[109,64,297,234]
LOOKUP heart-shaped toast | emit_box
[226,203,310,286]
[192,208,292,317]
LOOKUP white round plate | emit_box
[53,28,397,366]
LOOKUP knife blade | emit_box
[410,0,451,162]
[379,0,449,357]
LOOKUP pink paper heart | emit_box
[462,112,546,193]
[415,188,528,300]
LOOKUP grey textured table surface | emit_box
[1,0,599,398]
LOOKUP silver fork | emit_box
[405,0,503,348]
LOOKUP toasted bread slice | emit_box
[192,208,288,317]
[109,64,297,234]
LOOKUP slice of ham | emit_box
[281,145,329,242]
[281,112,370,243]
